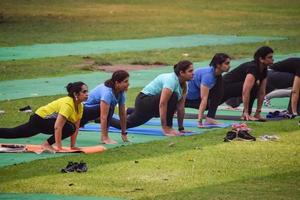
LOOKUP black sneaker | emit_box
[224,131,237,142]
[76,161,88,173]
[237,130,256,141]
[61,161,78,173]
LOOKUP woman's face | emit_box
[76,85,89,102]
[180,65,194,81]
[116,77,130,92]
[218,58,231,72]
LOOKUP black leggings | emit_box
[220,80,259,115]
[0,114,75,145]
[110,92,178,129]
[185,76,223,118]
[80,104,115,127]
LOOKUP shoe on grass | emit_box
[76,161,88,173]
[224,131,237,142]
[237,130,256,141]
[19,105,33,113]
[61,161,78,173]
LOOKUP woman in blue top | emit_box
[185,53,231,127]
[80,70,129,144]
[111,60,194,136]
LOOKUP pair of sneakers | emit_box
[224,124,256,142]
[61,161,88,173]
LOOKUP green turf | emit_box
[0,0,299,199]
[0,193,124,200]
[1,53,300,101]
[1,41,300,82]
[0,34,285,61]
[0,120,299,199]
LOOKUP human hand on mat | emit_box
[179,129,193,134]
[242,113,258,121]
[163,127,183,136]
[121,134,130,143]
[254,112,265,121]
[101,136,118,144]
[205,117,220,125]
[41,141,56,153]
[70,146,81,150]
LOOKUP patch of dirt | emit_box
[74,59,167,72]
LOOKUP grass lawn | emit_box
[0,119,299,199]
[0,0,300,199]
[1,0,300,81]
[0,89,299,200]
[1,0,300,46]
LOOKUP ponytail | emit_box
[66,81,86,98]
[174,60,193,76]
[104,70,129,89]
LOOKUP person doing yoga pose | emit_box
[110,60,194,136]
[0,82,88,152]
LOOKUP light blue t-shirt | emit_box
[84,84,126,107]
[187,67,216,100]
[141,72,183,100]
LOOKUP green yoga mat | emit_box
[0,34,285,61]
[0,193,124,200]
[1,54,299,101]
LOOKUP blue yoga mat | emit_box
[80,123,230,136]
[80,124,205,136]
[111,115,232,128]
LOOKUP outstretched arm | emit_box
[254,78,267,119]
[242,74,255,120]
[70,120,80,149]
[198,85,209,125]
[54,114,67,150]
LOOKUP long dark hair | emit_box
[104,70,129,89]
[210,53,230,68]
[66,81,86,98]
[173,60,193,76]
[254,46,273,63]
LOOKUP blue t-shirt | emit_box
[141,72,183,100]
[84,84,126,107]
[187,67,216,100]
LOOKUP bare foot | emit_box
[101,137,118,144]
[41,141,56,153]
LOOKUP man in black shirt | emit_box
[269,58,300,115]
[220,46,274,120]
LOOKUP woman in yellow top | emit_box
[0,82,88,152]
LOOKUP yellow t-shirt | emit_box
[35,96,83,124]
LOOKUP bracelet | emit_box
[178,127,184,131]
[256,110,262,113]
[121,131,127,135]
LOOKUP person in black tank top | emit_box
[220,46,274,121]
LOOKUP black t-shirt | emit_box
[270,58,300,76]
[223,60,267,84]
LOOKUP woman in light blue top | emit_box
[186,53,231,127]
[111,60,194,136]
[80,70,129,144]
